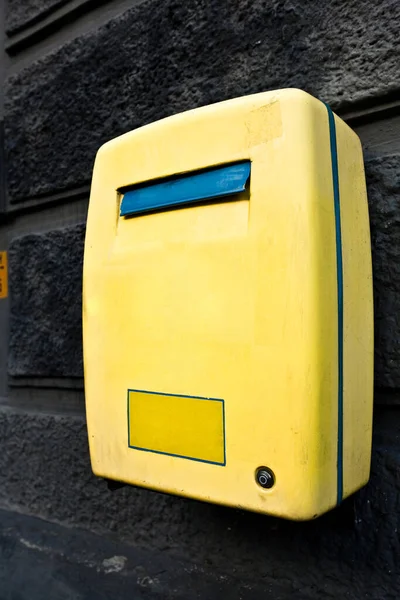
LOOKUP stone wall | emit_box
[1,1,400,598]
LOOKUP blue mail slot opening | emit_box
[119,161,251,217]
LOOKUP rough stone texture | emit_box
[5,0,400,202]
[6,156,400,388]
[6,0,70,35]
[365,154,400,388]
[0,406,399,599]
[8,223,84,378]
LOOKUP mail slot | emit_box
[83,89,373,520]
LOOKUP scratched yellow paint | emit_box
[83,90,373,520]
[0,252,8,299]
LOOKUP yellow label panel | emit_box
[0,252,8,299]
[128,389,226,465]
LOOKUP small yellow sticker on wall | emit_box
[0,252,8,299]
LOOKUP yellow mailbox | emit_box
[83,89,373,520]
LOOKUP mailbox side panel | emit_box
[334,117,374,499]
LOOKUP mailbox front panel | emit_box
[83,89,373,520]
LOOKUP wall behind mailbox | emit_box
[1,1,400,598]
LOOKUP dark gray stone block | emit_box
[0,405,399,599]
[5,0,400,202]
[5,155,400,388]
[8,223,84,378]
[365,155,400,388]
[6,0,70,34]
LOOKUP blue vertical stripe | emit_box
[325,103,344,505]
